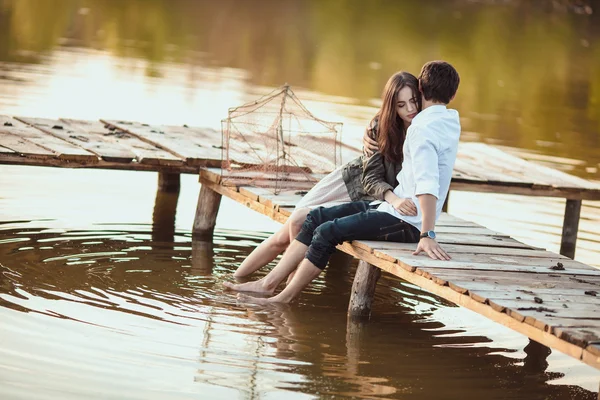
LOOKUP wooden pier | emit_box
[1,115,600,388]
[197,168,600,377]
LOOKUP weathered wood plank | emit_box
[412,259,600,277]
[352,233,534,250]
[0,132,55,158]
[370,243,564,262]
[17,117,136,163]
[61,119,184,166]
[454,157,534,186]
[102,120,222,167]
[449,180,600,200]
[199,179,288,224]
[460,142,598,189]
[469,290,600,306]
[0,116,96,162]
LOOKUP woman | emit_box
[232,71,421,277]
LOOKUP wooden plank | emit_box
[61,119,184,166]
[461,142,599,189]
[0,144,16,154]
[372,244,564,262]
[102,120,223,167]
[0,116,96,162]
[352,233,533,250]
[476,297,600,318]
[449,179,600,200]
[17,117,138,163]
[425,270,600,295]
[199,179,288,224]
[469,290,600,306]
[0,132,55,158]
[454,157,533,186]
[410,260,600,278]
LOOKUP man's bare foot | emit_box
[223,279,275,295]
[237,293,274,305]
[237,293,293,305]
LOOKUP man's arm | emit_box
[413,194,450,260]
[408,128,450,260]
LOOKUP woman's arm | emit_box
[361,151,394,201]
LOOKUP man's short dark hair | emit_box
[418,61,460,104]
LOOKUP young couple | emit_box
[224,61,461,304]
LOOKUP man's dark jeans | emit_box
[295,201,420,269]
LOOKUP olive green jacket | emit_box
[341,118,402,202]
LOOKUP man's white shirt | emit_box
[376,105,461,232]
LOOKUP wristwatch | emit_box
[420,230,436,240]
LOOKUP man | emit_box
[224,61,461,304]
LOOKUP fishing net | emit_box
[221,85,343,194]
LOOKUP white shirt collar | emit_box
[412,104,447,124]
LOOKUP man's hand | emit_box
[413,238,451,260]
[391,197,417,216]
[363,131,379,157]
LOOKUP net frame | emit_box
[221,85,343,194]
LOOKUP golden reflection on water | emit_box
[1,0,599,177]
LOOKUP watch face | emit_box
[428,231,436,239]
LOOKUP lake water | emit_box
[0,1,599,398]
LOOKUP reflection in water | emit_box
[0,223,597,399]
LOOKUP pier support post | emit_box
[348,260,381,318]
[559,199,582,259]
[193,185,222,238]
[158,172,181,193]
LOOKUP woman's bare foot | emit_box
[223,278,275,295]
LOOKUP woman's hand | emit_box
[363,131,379,157]
[391,197,417,216]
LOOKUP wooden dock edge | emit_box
[197,175,600,371]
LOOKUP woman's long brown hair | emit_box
[375,71,421,163]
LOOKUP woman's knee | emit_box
[289,208,310,238]
[270,226,291,249]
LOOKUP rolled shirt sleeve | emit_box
[409,127,440,199]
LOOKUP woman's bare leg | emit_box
[224,240,308,295]
[233,208,310,278]
[233,222,290,278]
